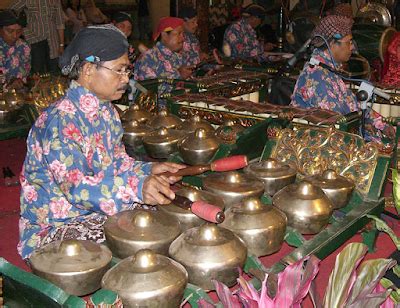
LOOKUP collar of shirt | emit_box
[311,48,339,70]
[67,80,107,105]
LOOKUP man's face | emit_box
[330,34,354,63]
[183,16,198,34]
[115,20,132,38]
[86,53,130,101]
[162,26,184,52]
[248,16,262,29]
[0,24,23,46]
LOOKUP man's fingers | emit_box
[142,176,175,205]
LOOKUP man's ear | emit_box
[81,62,94,78]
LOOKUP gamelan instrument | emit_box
[167,93,360,128]
[102,249,188,307]
[161,155,248,177]
[172,194,225,224]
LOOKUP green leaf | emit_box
[64,155,74,168]
[380,277,394,289]
[366,215,400,250]
[392,169,400,215]
[323,242,368,308]
[80,189,89,201]
[390,288,400,304]
[347,258,397,305]
[101,185,112,199]
[51,139,61,151]
[114,177,123,187]
[394,265,400,278]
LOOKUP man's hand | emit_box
[200,52,208,61]
[264,42,277,52]
[178,66,194,79]
[151,162,186,184]
[142,175,175,205]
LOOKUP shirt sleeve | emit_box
[9,0,25,11]
[55,1,65,29]
[134,52,157,80]
[42,120,151,215]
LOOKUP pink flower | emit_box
[35,112,48,128]
[79,94,99,122]
[66,169,84,186]
[57,99,77,114]
[101,106,111,121]
[116,185,134,203]
[82,171,104,186]
[43,141,51,155]
[373,117,386,130]
[11,56,19,67]
[100,199,117,216]
[31,140,42,161]
[19,217,30,233]
[62,122,83,142]
[119,159,133,173]
[49,160,67,182]
[23,183,38,203]
[49,198,72,219]
[128,176,139,192]
[164,61,173,72]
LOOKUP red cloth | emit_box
[381,32,400,86]
[152,16,184,41]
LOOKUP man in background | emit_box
[10,0,65,74]
[0,9,31,90]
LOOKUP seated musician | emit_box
[179,7,206,67]
[0,10,31,90]
[134,17,193,81]
[111,12,136,64]
[290,15,394,143]
[223,4,274,63]
[18,25,184,260]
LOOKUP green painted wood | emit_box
[0,258,86,307]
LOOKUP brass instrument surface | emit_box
[168,93,351,128]
[270,126,378,195]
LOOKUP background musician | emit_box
[290,15,394,143]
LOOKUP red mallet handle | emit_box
[211,155,248,172]
[191,201,225,223]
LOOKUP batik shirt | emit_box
[223,18,267,62]
[134,41,183,102]
[182,32,201,66]
[18,81,152,259]
[134,41,183,80]
[0,37,31,83]
[290,49,392,143]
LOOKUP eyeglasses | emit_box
[96,64,132,78]
[337,39,355,47]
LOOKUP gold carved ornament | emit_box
[270,126,378,195]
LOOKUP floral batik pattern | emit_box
[223,18,267,63]
[18,80,153,259]
[0,37,31,82]
[182,32,201,66]
[290,49,394,143]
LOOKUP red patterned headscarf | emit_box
[152,17,184,41]
[312,15,354,47]
[332,3,353,19]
